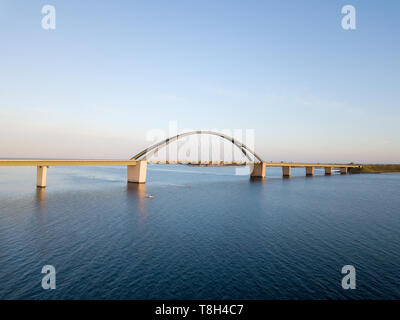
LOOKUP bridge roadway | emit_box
[0,160,137,166]
[0,159,360,188]
[145,160,359,168]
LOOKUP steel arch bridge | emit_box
[0,131,361,187]
[130,130,264,163]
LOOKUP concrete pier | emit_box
[306,167,314,176]
[251,162,266,178]
[325,167,333,175]
[37,166,48,188]
[282,166,291,177]
[127,160,147,184]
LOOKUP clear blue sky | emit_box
[0,0,399,162]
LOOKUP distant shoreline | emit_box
[350,164,400,174]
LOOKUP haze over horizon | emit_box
[1,0,399,163]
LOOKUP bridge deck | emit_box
[146,160,360,168]
[0,160,360,168]
[0,159,360,188]
[0,160,137,166]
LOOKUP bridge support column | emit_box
[306,167,314,176]
[37,166,48,188]
[340,167,348,174]
[127,161,147,184]
[325,167,332,175]
[251,162,266,178]
[282,166,291,177]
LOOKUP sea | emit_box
[1,165,399,299]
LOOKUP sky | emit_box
[0,0,399,163]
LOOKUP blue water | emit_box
[0,165,400,299]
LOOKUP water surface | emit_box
[1,165,399,299]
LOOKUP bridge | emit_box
[0,131,360,188]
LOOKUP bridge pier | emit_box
[282,166,291,177]
[325,167,332,175]
[127,161,147,184]
[37,166,48,188]
[251,162,266,178]
[306,167,314,176]
[340,167,348,174]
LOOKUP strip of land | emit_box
[350,164,400,173]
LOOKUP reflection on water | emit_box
[1,165,400,299]
[35,188,47,204]
[34,188,47,219]
[126,183,147,222]
[249,176,267,183]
